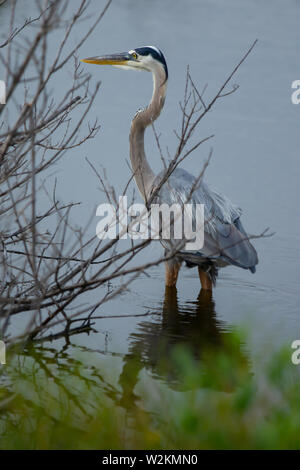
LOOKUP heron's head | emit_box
[81,46,168,81]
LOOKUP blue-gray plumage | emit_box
[81,46,258,290]
[152,168,258,279]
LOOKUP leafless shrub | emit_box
[0,0,267,347]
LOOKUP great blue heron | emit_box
[81,46,258,290]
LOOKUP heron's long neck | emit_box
[129,67,167,201]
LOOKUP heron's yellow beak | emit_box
[81,52,131,66]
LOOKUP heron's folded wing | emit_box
[179,220,258,271]
[153,168,258,270]
[212,219,258,269]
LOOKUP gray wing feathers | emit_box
[152,168,258,271]
[213,219,258,270]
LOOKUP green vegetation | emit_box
[0,334,299,450]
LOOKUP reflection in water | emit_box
[7,289,249,417]
[119,288,249,405]
[11,342,123,418]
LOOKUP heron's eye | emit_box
[131,51,138,60]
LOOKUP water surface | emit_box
[1,0,300,406]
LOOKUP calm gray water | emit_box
[1,0,300,392]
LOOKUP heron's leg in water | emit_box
[165,259,181,287]
[198,267,212,291]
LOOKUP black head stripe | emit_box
[135,46,168,80]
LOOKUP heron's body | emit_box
[82,46,258,290]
